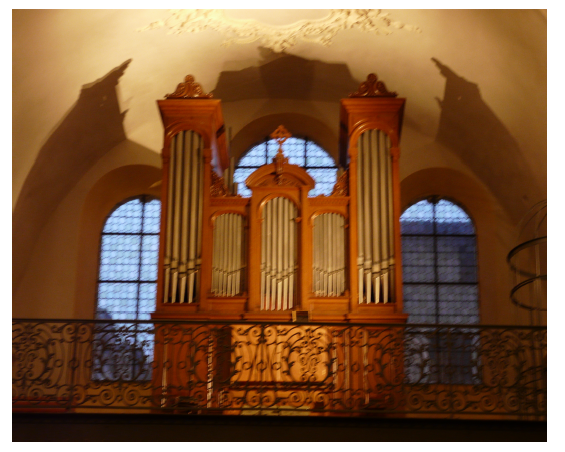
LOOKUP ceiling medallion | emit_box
[139,9,421,52]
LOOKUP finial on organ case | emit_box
[349,73,397,98]
[165,74,214,99]
[270,125,291,184]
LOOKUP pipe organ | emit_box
[152,73,407,323]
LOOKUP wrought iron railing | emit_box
[12,319,546,419]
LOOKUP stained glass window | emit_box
[93,196,160,381]
[234,137,337,197]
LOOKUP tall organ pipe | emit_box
[170,133,184,303]
[163,133,176,304]
[357,138,365,304]
[179,132,191,304]
[362,132,372,304]
[370,131,381,303]
[387,137,395,303]
[194,135,204,298]
[187,132,199,304]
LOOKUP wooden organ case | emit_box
[150,74,408,412]
[152,73,407,323]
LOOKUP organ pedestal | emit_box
[152,73,408,324]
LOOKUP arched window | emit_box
[233,137,338,197]
[93,195,161,380]
[400,197,479,384]
[400,197,479,324]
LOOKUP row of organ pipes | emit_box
[153,74,405,320]
[313,213,346,297]
[260,197,298,311]
[163,130,203,304]
[357,129,396,304]
[211,213,245,297]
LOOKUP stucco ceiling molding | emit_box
[139,9,421,52]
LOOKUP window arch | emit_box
[233,137,338,197]
[400,197,479,324]
[93,195,161,380]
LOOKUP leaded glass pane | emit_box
[435,200,474,235]
[99,235,141,281]
[97,282,140,319]
[140,235,159,281]
[233,167,255,197]
[400,200,434,235]
[103,199,143,233]
[142,200,161,233]
[238,142,267,167]
[307,168,338,197]
[306,141,335,167]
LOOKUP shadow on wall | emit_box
[13,59,132,291]
[212,48,360,102]
[432,58,545,224]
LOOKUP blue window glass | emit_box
[234,137,338,197]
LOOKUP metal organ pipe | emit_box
[356,130,395,304]
[387,139,395,303]
[170,133,184,303]
[163,132,176,304]
[362,132,372,304]
[370,131,382,304]
[357,140,365,304]
[179,132,191,305]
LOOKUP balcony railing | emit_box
[12,319,546,419]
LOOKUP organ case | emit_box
[152,74,407,323]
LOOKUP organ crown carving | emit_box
[165,74,214,99]
[349,73,397,98]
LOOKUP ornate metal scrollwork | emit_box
[13,319,546,419]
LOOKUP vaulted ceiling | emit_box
[13,9,547,222]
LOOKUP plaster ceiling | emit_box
[12,9,547,220]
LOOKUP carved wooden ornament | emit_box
[349,73,397,98]
[210,169,229,197]
[270,125,292,184]
[330,170,349,196]
[165,75,214,99]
